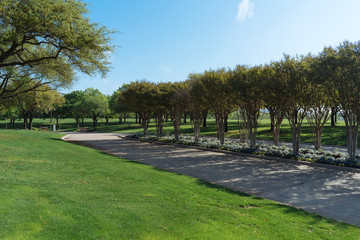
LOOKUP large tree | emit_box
[0,0,113,101]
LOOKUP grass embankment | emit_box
[0,116,350,146]
[0,130,359,239]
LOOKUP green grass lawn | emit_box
[0,115,351,146]
[0,130,359,239]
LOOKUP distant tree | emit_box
[14,85,64,130]
[152,83,172,137]
[0,0,113,101]
[60,91,86,129]
[81,88,109,128]
[121,81,156,137]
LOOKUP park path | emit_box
[63,132,360,227]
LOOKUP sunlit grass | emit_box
[0,130,359,239]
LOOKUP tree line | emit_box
[119,41,360,162]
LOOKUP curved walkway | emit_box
[63,132,360,227]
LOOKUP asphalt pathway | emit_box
[63,132,360,227]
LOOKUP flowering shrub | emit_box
[128,135,360,169]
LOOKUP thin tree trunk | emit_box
[184,112,187,124]
[28,117,34,130]
[123,113,127,124]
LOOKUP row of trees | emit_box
[119,41,360,162]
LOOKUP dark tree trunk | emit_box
[203,114,207,128]
[331,108,337,126]
[81,118,84,127]
[165,114,169,122]
[93,117,97,128]
[105,117,109,125]
[184,112,187,123]
[139,114,142,125]
[225,116,228,133]
[28,116,34,130]
[135,112,138,123]
[119,116,122,124]
[123,113,127,124]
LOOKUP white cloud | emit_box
[161,62,173,74]
[235,0,254,22]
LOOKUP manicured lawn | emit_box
[0,130,359,239]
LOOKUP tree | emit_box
[152,83,172,137]
[14,85,64,130]
[60,91,86,129]
[232,65,263,148]
[0,0,113,101]
[276,55,311,155]
[318,41,360,161]
[305,55,334,150]
[121,81,156,137]
[169,82,188,140]
[262,64,288,146]
[199,69,235,145]
[81,88,109,128]
[187,74,208,143]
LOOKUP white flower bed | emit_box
[128,135,360,169]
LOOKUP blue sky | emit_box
[65,0,360,95]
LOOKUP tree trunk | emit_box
[225,116,228,133]
[291,126,301,155]
[203,115,207,128]
[119,116,122,124]
[344,112,359,161]
[81,118,84,127]
[76,119,80,129]
[93,117,97,128]
[123,113,127,124]
[28,117,34,130]
[23,117,27,130]
[173,118,181,140]
[139,114,142,125]
[184,112,187,123]
[105,117,109,125]
[269,111,275,132]
[273,124,281,146]
[194,118,202,143]
[331,108,336,126]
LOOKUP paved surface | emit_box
[63,132,360,227]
